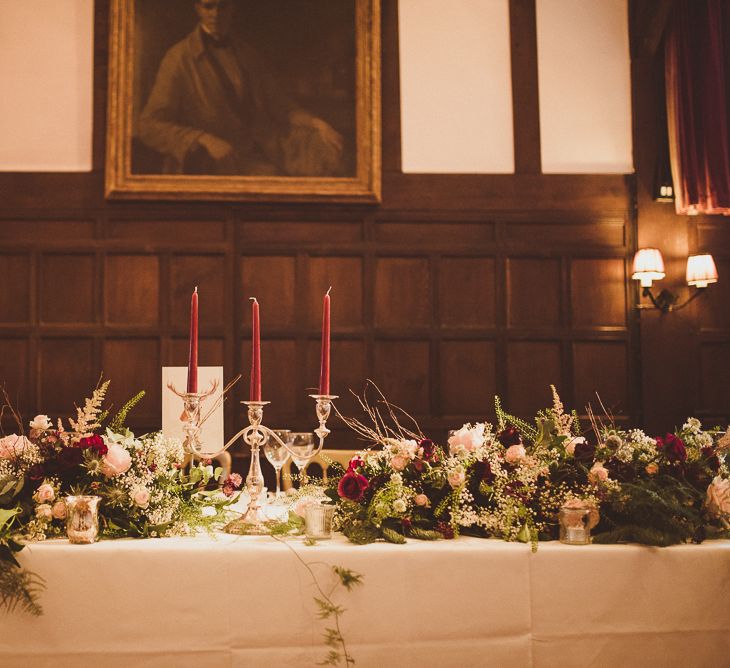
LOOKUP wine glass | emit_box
[289,432,316,486]
[264,429,291,501]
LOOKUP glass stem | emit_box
[275,467,281,497]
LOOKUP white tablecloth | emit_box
[2,535,729,667]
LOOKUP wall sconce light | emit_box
[632,248,718,312]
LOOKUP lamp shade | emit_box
[632,248,665,287]
[686,253,718,288]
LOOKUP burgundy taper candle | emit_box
[319,288,331,395]
[187,287,198,393]
[250,297,261,401]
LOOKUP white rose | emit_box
[51,501,67,520]
[447,466,466,488]
[29,415,52,431]
[565,436,585,456]
[34,483,55,503]
[684,418,702,433]
[505,444,527,464]
[35,504,53,521]
[132,487,150,509]
[706,477,730,518]
[588,462,609,484]
[392,498,407,514]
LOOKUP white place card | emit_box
[162,367,224,457]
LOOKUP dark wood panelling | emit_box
[240,256,296,328]
[0,255,31,323]
[440,341,496,416]
[109,220,226,243]
[506,341,562,417]
[571,258,627,328]
[700,343,730,414]
[374,257,431,327]
[170,255,226,329]
[439,258,496,328]
[0,340,30,412]
[573,341,629,414]
[373,340,430,415]
[306,257,363,329]
[102,339,160,418]
[105,255,160,325]
[169,338,225,370]
[507,258,561,328]
[41,254,96,324]
[39,339,96,416]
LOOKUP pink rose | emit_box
[447,467,466,488]
[391,455,408,471]
[414,493,429,507]
[101,444,132,477]
[132,487,150,508]
[448,425,485,456]
[0,434,32,460]
[294,496,318,518]
[35,504,53,521]
[34,483,55,503]
[645,462,659,475]
[588,462,609,484]
[51,501,67,520]
[706,477,730,518]
[565,436,585,456]
[505,444,527,464]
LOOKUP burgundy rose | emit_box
[27,463,46,481]
[77,434,108,457]
[504,480,529,503]
[472,460,494,483]
[657,433,687,463]
[435,521,455,539]
[573,441,596,464]
[420,439,437,462]
[498,425,521,447]
[337,471,369,502]
[347,455,365,471]
[58,446,84,469]
[701,447,720,472]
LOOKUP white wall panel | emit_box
[399,0,514,173]
[536,0,633,173]
[0,0,93,171]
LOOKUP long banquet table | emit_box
[3,534,730,667]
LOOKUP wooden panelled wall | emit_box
[6,0,724,467]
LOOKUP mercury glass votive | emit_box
[559,506,592,545]
[305,504,335,540]
[65,495,101,544]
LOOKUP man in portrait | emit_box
[137,0,345,176]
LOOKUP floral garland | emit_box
[327,385,730,548]
[0,381,240,614]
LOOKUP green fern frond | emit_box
[108,390,146,433]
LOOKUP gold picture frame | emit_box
[106,0,380,202]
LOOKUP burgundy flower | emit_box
[337,471,369,502]
[573,441,596,464]
[504,480,529,503]
[401,517,412,530]
[657,433,687,463]
[58,447,84,469]
[226,473,243,488]
[77,434,108,457]
[498,425,521,447]
[412,458,425,473]
[701,447,720,472]
[472,460,494,483]
[347,455,364,471]
[419,439,437,462]
[222,483,236,497]
[27,463,46,481]
[435,521,455,539]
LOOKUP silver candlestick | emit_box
[223,394,338,535]
[167,380,219,459]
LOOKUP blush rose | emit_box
[101,444,132,477]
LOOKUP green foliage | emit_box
[408,527,441,540]
[342,521,380,545]
[107,391,146,432]
[381,526,406,544]
[333,566,364,591]
[0,561,44,617]
[495,395,539,442]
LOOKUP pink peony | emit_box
[51,501,67,520]
[101,444,132,477]
[414,493,429,507]
[131,487,150,508]
[0,434,32,460]
[390,455,408,471]
[34,483,55,503]
[448,425,485,456]
[505,444,527,464]
[588,462,609,484]
[706,477,730,518]
[447,467,466,488]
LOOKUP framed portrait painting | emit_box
[106,0,381,202]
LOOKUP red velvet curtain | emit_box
[665,0,730,215]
